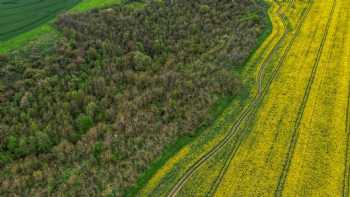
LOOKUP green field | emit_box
[0,0,122,53]
[0,0,80,41]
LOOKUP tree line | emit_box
[0,0,267,195]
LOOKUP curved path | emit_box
[141,0,350,196]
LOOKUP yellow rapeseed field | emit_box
[139,1,288,195]
[282,0,350,195]
[139,98,246,196]
[215,0,339,195]
[140,0,350,196]
[168,3,292,195]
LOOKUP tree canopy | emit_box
[0,0,267,195]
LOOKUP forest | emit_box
[0,0,267,195]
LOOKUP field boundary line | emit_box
[206,1,316,194]
[342,12,350,193]
[165,1,311,196]
[274,0,337,195]
[343,78,350,197]
[0,0,77,18]
[0,0,48,11]
[0,6,64,37]
[206,8,290,196]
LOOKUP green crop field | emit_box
[0,0,122,53]
[0,0,80,41]
[3,0,349,195]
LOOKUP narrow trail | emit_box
[274,0,337,195]
[142,0,350,196]
[206,10,290,196]
[166,2,310,196]
[166,13,284,197]
[343,80,350,197]
[341,5,350,197]
[207,1,316,195]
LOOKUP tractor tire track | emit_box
[343,79,350,197]
[206,9,290,196]
[342,13,350,192]
[341,5,350,196]
[0,0,58,11]
[0,0,79,18]
[206,2,314,195]
[274,0,337,195]
[166,1,312,196]
[0,0,80,41]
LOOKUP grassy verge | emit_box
[125,3,273,196]
[0,25,55,54]
[125,96,236,196]
[70,0,121,12]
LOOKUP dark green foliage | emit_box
[76,114,94,133]
[129,51,152,71]
[0,152,11,165]
[6,136,18,155]
[0,0,267,196]
[93,141,103,160]
[34,131,52,153]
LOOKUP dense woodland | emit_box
[0,0,267,195]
